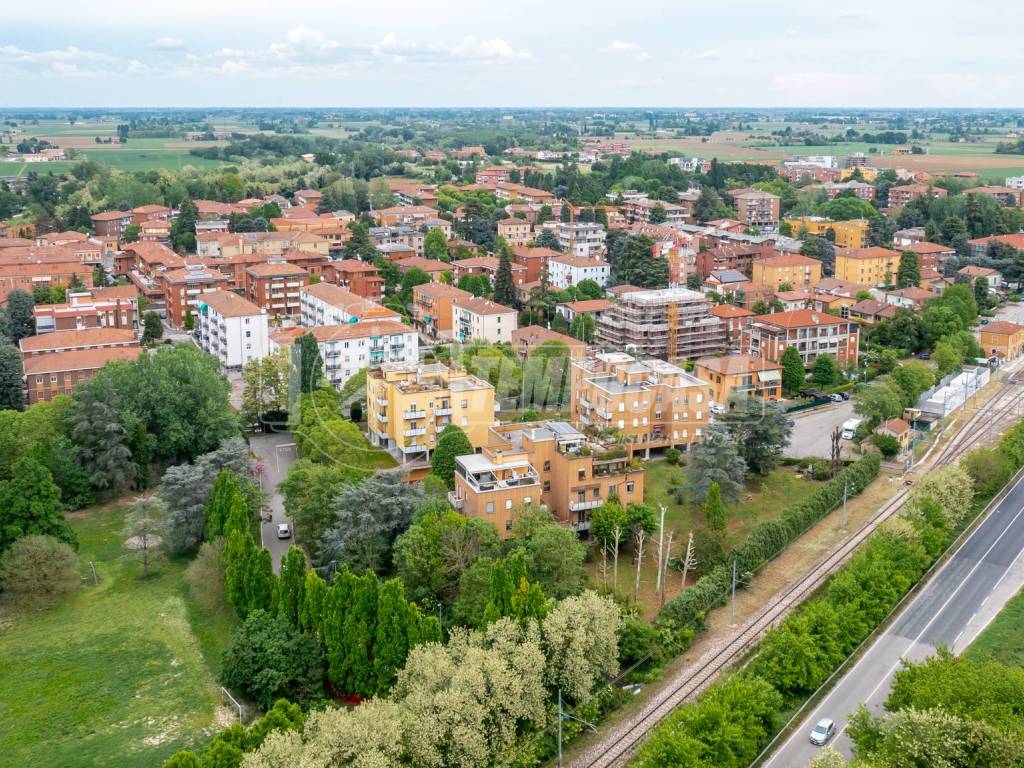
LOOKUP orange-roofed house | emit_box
[453,296,518,343]
[395,256,451,282]
[376,205,438,227]
[412,282,473,340]
[19,327,139,357]
[512,246,557,282]
[497,218,532,247]
[324,259,384,301]
[90,210,134,237]
[195,290,270,369]
[980,321,1024,361]
[740,308,860,367]
[877,418,912,452]
[904,241,956,269]
[245,261,310,318]
[511,325,587,360]
[693,354,784,405]
[160,264,233,327]
[23,347,144,405]
[968,233,1024,259]
[555,298,613,323]
[710,303,754,344]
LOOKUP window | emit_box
[543,460,551,471]
[461,416,468,426]
[461,399,468,408]
[486,502,495,514]
[50,375,58,383]
[543,480,551,492]
[506,519,513,531]
[578,469,586,481]
[626,481,635,493]
[524,496,532,505]
[505,499,513,510]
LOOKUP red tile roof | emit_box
[22,346,143,375]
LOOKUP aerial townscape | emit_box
[4,6,1024,768]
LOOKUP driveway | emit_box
[249,432,298,572]
[784,400,855,459]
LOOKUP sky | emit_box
[1,0,1022,108]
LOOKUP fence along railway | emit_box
[574,369,1024,768]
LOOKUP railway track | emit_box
[574,372,1024,768]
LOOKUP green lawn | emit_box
[586,461,823,617]
[966,587,1024,668]
[0,503,236,768]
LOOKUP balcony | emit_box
[569,520,592,532]
[595,407,612,420]
[404,427,426,437]
[403,409,427,420]
[433,406,452,415]
[580,397,593,410]
[448,491,464,510]
[375,397,388,407]
[569,499,603,512]
[377,414,388,423]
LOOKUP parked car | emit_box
[277,523,292,539]
[809,718,836,746]
[980,318,990,325]
[710,403,727,415]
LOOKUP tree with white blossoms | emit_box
[907,464,975,526]
[542,590,621,703]
[395,618,548,768]
[809,747,849,768]
[244,700,406,768]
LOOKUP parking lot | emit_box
[784,399,855,459]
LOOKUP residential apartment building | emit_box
[512,246,557,282]
[547,254,611,289]
[570,352,710,454]
[709,303,754,345]
[731,190,781,228]
[412,282,474,340]
[33,286,139,334]
[369,225,426,257]
[834,246,901,287]
[595,287,725,361]
[195,290,270,370]
[695,244,775,278]
[511,325,587,359]
[888,184,947,208]
[451,256,528,287]
[967,233,1024,259]
[751,253,822,291]
[783,216,869,249]
[693,354,784,406]
[272,320,419,388]
[23,347,143,405]
[453,296,518,343]
[366,363,497,463]
[979,321,1024,361]
[904,241,956,269]
[963,186,1023,208]
[395,256,450,282]
[376,205,439,227]
[324,259,384,300]
[449,421,644,537]
[555,221,607,258]
[244,261,309,318]
[19,326,138,357]
[622,198,691,225]
[160,265,233,327]
[740,309,860,367]
[497,218,532,247]
[818,180,876,200]
[300,282,400,327]
[90,210,134,237]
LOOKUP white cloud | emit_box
[151,36,185,50]
[694,49,720,60]
[601,40,649,60]
[449,36,531,61]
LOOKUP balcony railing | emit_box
[403,409,427,420]
[404,427,426,437]
[375,397,388,407]
[569,499,602,512]
[448,491,464,510]
[433,406,452,415]
[595,407,612,420]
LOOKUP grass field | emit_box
[586,460,823,618]
[0,502,236,768]
[966,587,1024,668]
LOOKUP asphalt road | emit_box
[765,470,1024,767]
[249,431,298,573]
[784,400,855,460]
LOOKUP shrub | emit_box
[0,535,80,602]
[871,433,901,458]
[664,447,681,465]
[185,540,230,617]
[618,617,660,668]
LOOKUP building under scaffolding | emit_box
[595,287,726,361]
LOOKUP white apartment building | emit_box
[555,221,607,259]
[547,254,611,289]
[271,320,419,389]
[196,290,270,369]
[1007,176,1024,190]
[452,296,518,343]
[299,282,400,327]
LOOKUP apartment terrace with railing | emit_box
[449,419,644,537]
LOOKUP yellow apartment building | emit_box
[751,253,822,291]
[784,216,869,249]
[366,362,496,463]
[569,352,709,456]
[449,420,645,537]
[693,354,784,406]
[834,246,901,287]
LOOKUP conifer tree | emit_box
[704,481,727,536]
[277,546,307,627]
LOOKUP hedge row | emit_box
[655,454,881,645]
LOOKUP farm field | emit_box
[0,502,235,768]
[585,460,824,619]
